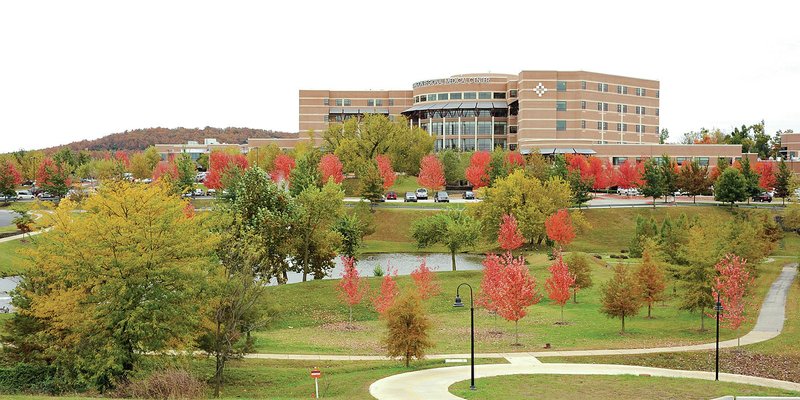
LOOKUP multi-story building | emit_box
[298,70,742,166]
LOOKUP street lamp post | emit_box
[453,283,475,391]
[714,293,724,381]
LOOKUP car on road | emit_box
[434,191,449,203]
[415,188,428,200]
[752,192,772,202]
[464,191,475,200]
[16,190,34,200]
[673,190,688,196]
[404,192,417,202]
[193,188,205,197]
[386,191,397,200]
[37,192,57,201]
[371,195,386,203]
[0,194,18,202]
[207,189,216,196]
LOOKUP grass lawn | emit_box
[0,239,34,276]
[540,264,800,383]
[251,253,783,355]
[449,374,800,399]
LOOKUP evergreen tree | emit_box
[568,170,593,209]
[774,159,792,204]
[659,155,678,202]
[551,154,568,179]
[636,246,666,318]
[640,159,665,207]
[629,216,660,257]
[738,157,761,203]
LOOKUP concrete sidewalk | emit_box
[369,363,800,400]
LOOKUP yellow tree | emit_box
[384,290,433,367]
[6,181,217,390]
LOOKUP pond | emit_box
[0,276,19,312]
[0,210,16,227]
[273,252,485,284]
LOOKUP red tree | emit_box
[566,154,592,182]
[183,202,196,219]
[417,154,445,190]
[506,152,525,168]
[337,256,368,324]
[465,151,491,189]
[270,153,295,183]
[319,154,344,184]
[616,159,644,188]
[114,150,130,168]
[372,266,398,315]
[489,252,541,345]
[712,254,753,344]
[498,214,524,251]
[0,160,22,199]
[754,162,776,190]
[205,152,249,190]
[545,209,575,248]
[376,155,396,189]
[152,160,178,181]
[545,250,576,323]
[410,259,440,300]
[587,157,612,189]
[37,158,71,190]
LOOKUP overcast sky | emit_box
[1,0,798,153]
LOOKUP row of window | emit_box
[421,122,507,136]
[323,98,396,107]
[434,138,508,152]
[579,81,657,98]
[414,91,507,103]
[578,101,658,116]
[613,156,712,166]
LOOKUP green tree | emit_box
[222,167,297,284]
[335,213,364,259]
[679,224,721,331]
[567,170,593,208]
[384,290,433,367]
[551,154,568,179]
[774,159,792,204]
[289,149,322,197]
[659,155,678,202]
[600,264,642,334]
[714,168,748,207]
[412,208,480,271]
[129,147,162,179]
[5,181,216,390]
[175,153,197,193]
[567,252,592,303]
[629,215,659,257]
[640,158,665,208]
[439,149,464,184]
[359,161,385,203]
[525,151,551,182]
[197,153,210,171]
[472,170,572,246]
[738,157,761,202]
[293,181,344,281]
[659,128,670,144]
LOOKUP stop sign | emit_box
[311,368,322,379]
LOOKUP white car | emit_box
[15,190,35,200]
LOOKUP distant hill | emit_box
[47,127,295,152]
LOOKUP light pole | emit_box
[714,293,723,381]
[453,283,475,391]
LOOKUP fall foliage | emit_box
[616,159,644,188]
[465,151,491,189]
[383,290,433,367]
[319,153,344,184]
[498,214,525,251]
[636,247,667,318]
[410,260,440,300]
[481,252,541,345]
[0,160,22,199]
[754,162,776,190]
[601,264,642,334]
[567,253,593,303]
[204,152,248,190]
[337,256,368,323]
[545,209,576,247]
[417,154,445,190]
[712,254,753,334]
[270,153,296,184]
[152,160,178,181]
[545,250,576,322]
[373,266,399,315]
[376,154,396,189]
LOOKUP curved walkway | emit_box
[246,264,797,361]
[367,263,798,399]
[369,363,800,400]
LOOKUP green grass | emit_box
[250,255,783,355]
[449,374,800,399]
[0,239,33,276]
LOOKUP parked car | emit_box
[37,192,57,201]
[0,194,18,202]
[386,191,397,200]
[207,188,216,196]
[415,188,428,200]
[404,192,418,202]
[372,195,386,203]
[193,188,205,197]
[434,191,450,203]
[464,191,475,200]
[752,192,772,202]
[16,190,34,200]
[673,190,688,196]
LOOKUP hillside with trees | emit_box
[43,126,294,152]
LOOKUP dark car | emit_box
[404,192,417,202]
[415,188,428,200]
[752,192,772,202]
[463,191,475,200]
[386,191,397,200]
[434,191,449,203]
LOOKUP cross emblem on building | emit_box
[534,82,547,97]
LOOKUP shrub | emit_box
[0,363,67,394]
[373,265,384,277]
[124,369,205,399]
[593,254,603,259]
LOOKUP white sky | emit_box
[1,0,798,153]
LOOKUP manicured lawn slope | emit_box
[0,239,33,276]
[449,374,800,399]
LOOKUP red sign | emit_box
[311,368,322,379]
